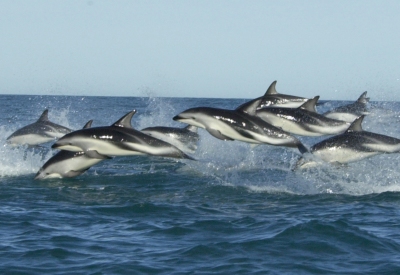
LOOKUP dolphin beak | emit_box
[34,170,43,180]
[51,143,59,149]
[173,115,182,121]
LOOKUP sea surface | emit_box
[1,94,400,274]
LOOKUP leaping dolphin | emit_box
[323,91,370,122]
[35,120,110,180]
[296,115,400,168]
[236,81,311,114]
[6,109,72,146]
[256,96,351,136]
[173,106,308,154]
[141,125,199,154]
[52,110,194,160]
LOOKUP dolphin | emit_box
[173,106,308,154]
[323,91,370,122]
[141,125,199,154]
[52,110,194,160]
[34,120,110,180]
[6,109,72,146]
[256,96,351,136]
[296,115,400,168]
[236,81,311,114]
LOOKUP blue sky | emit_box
[1,0,399,100]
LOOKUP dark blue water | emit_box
[1,95,400,274]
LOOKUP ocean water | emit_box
[1,94,400,274]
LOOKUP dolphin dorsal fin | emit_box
[238,100,259,115]
[357,91,370,104]
[112,110,137,128]
[185,125,198,133]
[346,115,365,132]
[264,81,278,96]
[299,96,319,112]
[82,120,93,129]
[37,109,49,122]
[235,98,260,115]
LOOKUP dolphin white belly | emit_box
[312,147,380,164]
[208,119,261,143]
[324,112,359,123]
[7,134,55,146]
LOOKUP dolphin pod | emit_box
[34,120,110,180]
[295,115,400,169]
[173,106,309,154]
[236,81,310,114]
[6,81,399,179]
[52,110,195,160]
[256,96,351,136]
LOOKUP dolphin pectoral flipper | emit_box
[250,144,260,149]
[206,128,234,141]
[236,128,257,140]
[85,150,112,159]
[65,170,86,178]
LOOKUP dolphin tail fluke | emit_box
[297,142,309,154]
[357,91,370,104]
[185,125,198,133]
[291,156,304,171]
[182,153,197,161]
